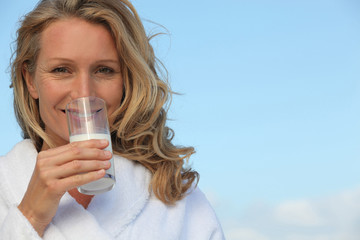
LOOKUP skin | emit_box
[18,18,124,236]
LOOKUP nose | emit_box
[70,73,96,99]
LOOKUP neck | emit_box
[68,188,94,209]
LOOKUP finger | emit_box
[58,169,107,191]
[51,160,111,179]
[57,147,112,165]
[39,146,112,168]
[40,139,110,158]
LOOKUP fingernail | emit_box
[100,139,108,144]
[104,151,112,157]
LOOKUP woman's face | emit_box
[24,18,124,148]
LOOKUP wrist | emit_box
[17,203,47,237]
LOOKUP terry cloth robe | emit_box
[0,140,225,239]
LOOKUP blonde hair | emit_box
[11,0,198,204]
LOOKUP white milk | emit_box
[70,133,115,195]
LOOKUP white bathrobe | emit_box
[0,140,225,239]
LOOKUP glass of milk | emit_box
[66,96,115,195]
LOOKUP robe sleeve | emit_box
[0,204,42,240]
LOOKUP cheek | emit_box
[38,94,51,119]
[106,97,122,116]
[36,85,65,123]
[102,84,124,114]
[37,98,55,126]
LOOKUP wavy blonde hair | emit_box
[11,0,198,204]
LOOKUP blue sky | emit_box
[2,1,360,239]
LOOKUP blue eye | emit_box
[52,67,69,73]
[96,67,114,74]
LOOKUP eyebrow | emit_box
[94,59,120,64]
[47,58,120,65]
[47,58,74,63]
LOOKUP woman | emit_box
[0,0,224,239]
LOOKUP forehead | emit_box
[41,17,111,38]
[38,17,118,60]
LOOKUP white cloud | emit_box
[217,186,360,240]
[227,227,269,240]
[274,199,325,227]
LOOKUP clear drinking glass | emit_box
[66,96,115,195]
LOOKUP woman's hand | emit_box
[17,139,112,237]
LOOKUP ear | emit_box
[22,64,39,99]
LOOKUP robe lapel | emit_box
[88,156,151,237]
[51,192,113,240]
